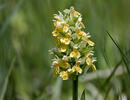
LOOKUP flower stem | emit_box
[73,75,78,100]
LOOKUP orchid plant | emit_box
[49,7,96,100]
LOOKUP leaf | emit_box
[80,89,86,100]
[0,57,16,100]
[106,31,130,75]
[103,59,122,87]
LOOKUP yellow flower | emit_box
[73,11,80,17]
[83,36,95,46]
[70,48,80,59]
[70,7,80,17]
[60,59,69,69]
[87,39,95,46]
[85,53,93,66]
[60,34,71,45]
[76,28,86,39]
[85,53,96,71]
[59,44,67,52]
[52,60,60,74]
[72,61,82,75]
[52,29,59,37]
[86,56,92,66]
[67,68,73,73]
[54,15,60,20]
[60,71,69,80]
[52,60,58,65]
[62,23,69,33]
[54,19,60,26]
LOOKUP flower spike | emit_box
[49,7,96,80]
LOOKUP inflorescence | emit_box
[49,7,96,80]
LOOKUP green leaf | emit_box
[106,31,130,76]
[80,89,86,100]
[0,57,16,100]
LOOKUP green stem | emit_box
[73,75,78,100]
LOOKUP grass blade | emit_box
[0,57,16,100]
[80,89,85,100]
[106,31,130,75]
[103,59,122,87]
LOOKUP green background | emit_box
[0,0,130,100]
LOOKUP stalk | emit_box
[73,75,78,100]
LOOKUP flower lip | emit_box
[72,61,82,75]
[60,71,69,80]
[70,48,81,59]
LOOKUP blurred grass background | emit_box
[0,0,130,100]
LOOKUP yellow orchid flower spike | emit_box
[49,7,96,80]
